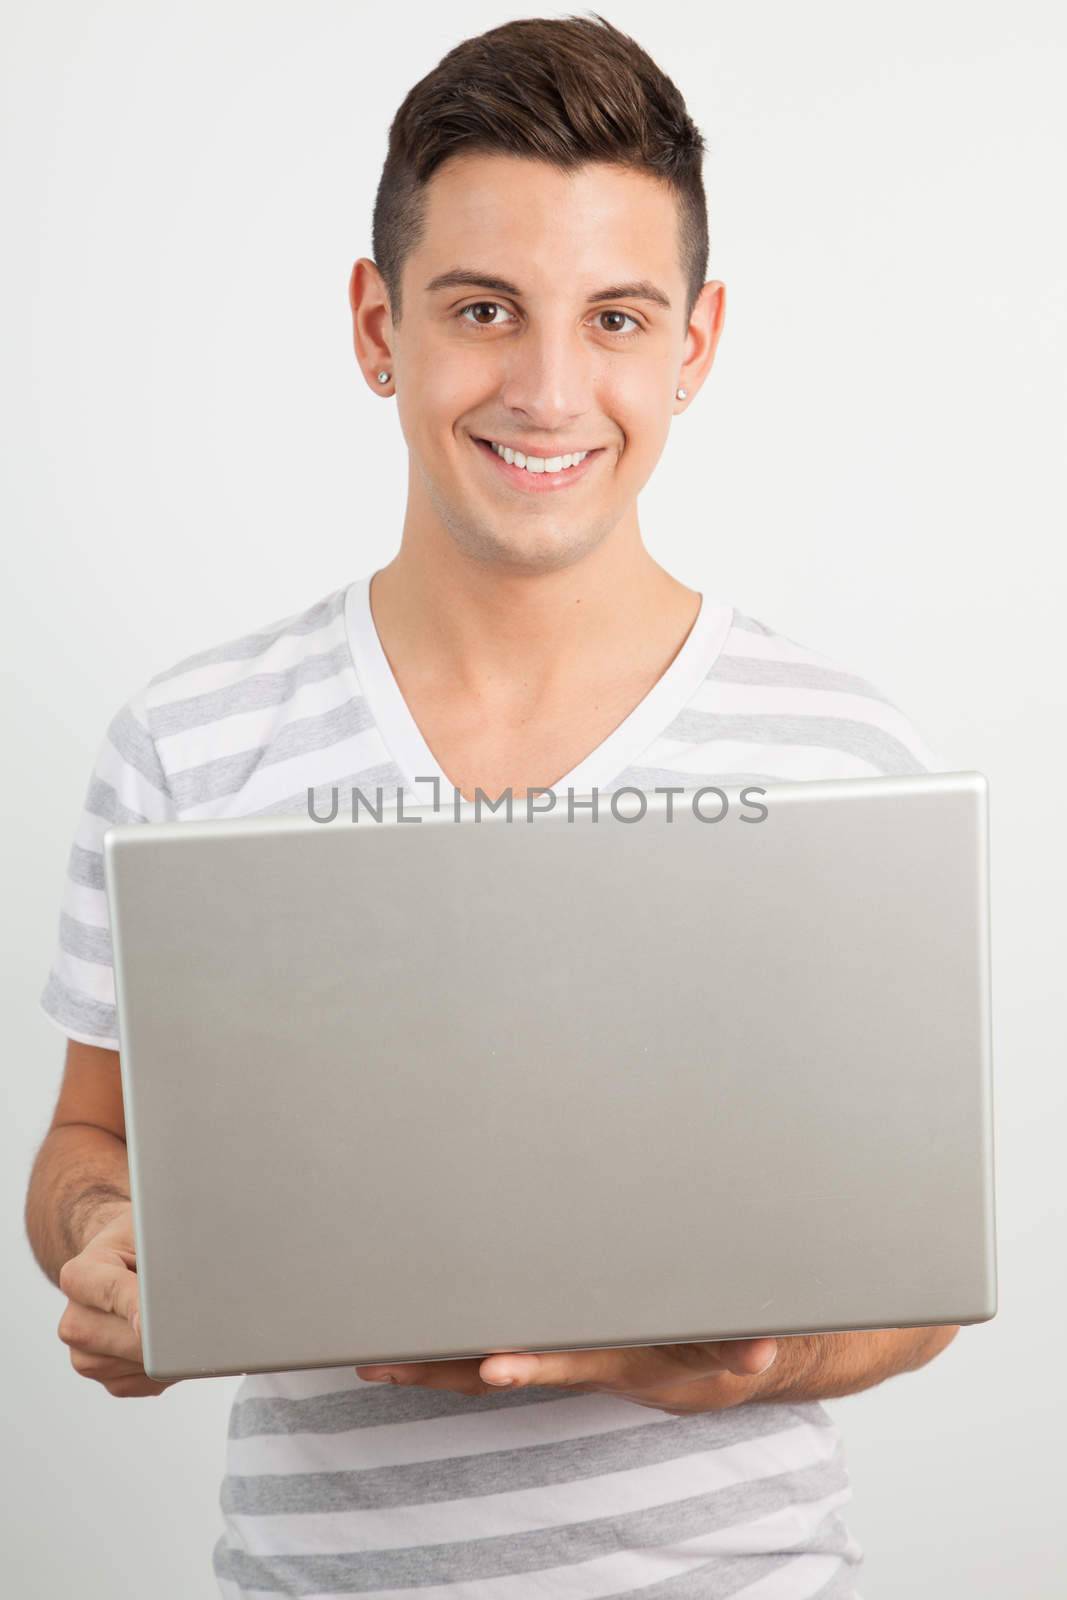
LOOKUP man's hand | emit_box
[57,1203,177,1398]
[355,1337,779,1413]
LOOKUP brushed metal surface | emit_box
[103,772,996,1381]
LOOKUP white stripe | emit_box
[218,1487,852,1600]
[730,1550,851,1598]
[683,681,919,742]
[59,879,109,930]
[73,814,112,853]
[223,1422,839,1557]
[226,1389,675,1476]
[53,948,114,1004]
[150,609,349,708]
[156,671,357,773]
[634,739,881,782]
[70,810,102,847]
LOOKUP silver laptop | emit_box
[103,771,996,1382]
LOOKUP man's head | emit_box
[350,13,725,575]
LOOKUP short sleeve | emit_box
[760,620,950,779]
[834,664,950,777]
[39,686,174,1051]
[893,714,947,774]
[835,664,949,776]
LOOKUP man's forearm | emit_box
[24,1123,131,1286]
[735,1324,960,1406]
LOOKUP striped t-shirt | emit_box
[41,574,941,1599]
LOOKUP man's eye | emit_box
[459,302,515,327]
[596,310,640,336]
[457,303,641,337]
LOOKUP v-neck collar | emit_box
[343,573,734,799]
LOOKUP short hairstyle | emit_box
[371,12,709,326]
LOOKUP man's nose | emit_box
[493,325,597,432]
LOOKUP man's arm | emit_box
[25,1040,130,1285]
[25,1040,173,1398]
[739,1324,960,1406]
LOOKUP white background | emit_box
[3,2,1065,1595]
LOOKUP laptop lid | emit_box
[103,771,996,1381]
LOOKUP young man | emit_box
[27,15,958,1599]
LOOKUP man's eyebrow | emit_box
[424,269,672,311]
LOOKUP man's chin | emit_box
[441,507,605,574]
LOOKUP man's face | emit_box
[384,152,721,573]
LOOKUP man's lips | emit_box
[471,435,605,493]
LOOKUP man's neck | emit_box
[368,534,700,720]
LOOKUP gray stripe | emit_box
[215,1456,849,1594]
[40,972,116,1040]
[67,843,105,891]
[650,713,925,776]
[59,910,112,966]
[230,1380,828,1441]
[149,589,347,686]
[167,698,377,810]
[222,1404,837,1514]
[107,703,168,795]
[151,643,355,739]
[231,1379,584,1438]
[84,777,148,826]
[243,763,403,820]
[706,656,892,704]
[249,762,410,820]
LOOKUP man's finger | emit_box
[479,1338,778,1390]
[59,1248,140,1330]
[479,1346,637,1390]
[57,1302,141,1361]
[71,1351,148,1381]
[356,1359,488,1393]
[105,1374,171,1398]
[710,1338,778,1377]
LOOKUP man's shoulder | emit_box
[722,607,895,698]
[139,583,352,717]
[703,605,945,775]
[109,582,363,817]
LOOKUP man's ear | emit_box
[349,257,395,393]
[677,280,726,406]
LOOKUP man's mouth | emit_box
[471,434,605,492]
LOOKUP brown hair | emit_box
[371,12,709,326]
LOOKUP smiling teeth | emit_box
[489,441,589,473]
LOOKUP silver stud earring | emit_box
[676,386,688,400]
[376,371,391,384]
